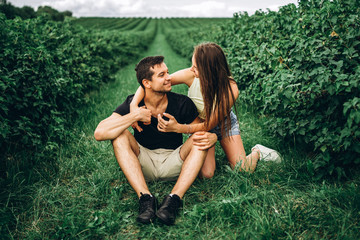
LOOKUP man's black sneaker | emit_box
[136,193,157,224]
[156,194,182,225]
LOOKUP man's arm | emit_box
[94,107,151,141]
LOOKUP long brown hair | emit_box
[193,42,236,137]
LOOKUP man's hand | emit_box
[132,106,151,132]
[192,131,217,150]
[157,113,180,133]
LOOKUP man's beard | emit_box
[152,88,171,94]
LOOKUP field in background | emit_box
[1,2,359,238]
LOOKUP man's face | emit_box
[190,55,199,78]
[148,62,172,93]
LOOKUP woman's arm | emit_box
[203,80,239,129]
[192,131,218,150]
[130,86,144,109]
[170,68,195,87]
[161,81,239,133]
[185,81,239,133]
[157,114,210,134]
[129,87,147,132]
[130,67,196,107]
[230,80,239,100]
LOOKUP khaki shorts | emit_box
[138,143,183,181]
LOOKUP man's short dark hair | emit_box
[135,56,164,88]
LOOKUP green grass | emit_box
[2,26,360,240]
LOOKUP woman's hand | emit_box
[157,113,180,133]
[192,131,217,150]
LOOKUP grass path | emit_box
[10,25,360,239]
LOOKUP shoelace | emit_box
[165,196,180,211]
[139,194,153,213]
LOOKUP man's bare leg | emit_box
[112,130,157,224]
[112,130,150,198]
[170,135,208,198]
[156,135,208,225]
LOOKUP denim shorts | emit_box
[209,109,240,141]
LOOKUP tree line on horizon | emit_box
[0,0,72,21]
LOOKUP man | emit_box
[94,56,217,225]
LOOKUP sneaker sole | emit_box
[156,212,174,225]
[136,216,155,224]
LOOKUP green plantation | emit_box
[163,1,360,179]
[1,0,359,239]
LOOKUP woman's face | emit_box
[190,55,199,78]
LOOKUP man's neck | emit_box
[144,91,168,116]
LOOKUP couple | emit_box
[94,42,281,225]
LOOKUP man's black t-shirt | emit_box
[114,92,198,150]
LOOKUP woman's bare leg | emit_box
[220,134,260,172]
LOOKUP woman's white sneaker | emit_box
[252,144,282,163]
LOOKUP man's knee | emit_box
[112,130,133,148]
[186,135,203,152]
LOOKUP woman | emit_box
[131,42,281,178]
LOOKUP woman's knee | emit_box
[199,167,215,179]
